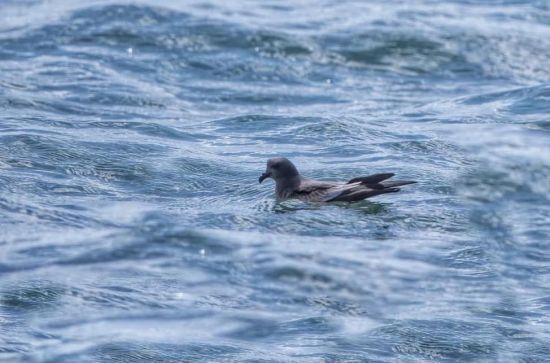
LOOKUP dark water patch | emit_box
[1,281,65,313]
[460,84,550,116]
[446,246,490,269]
[210,114,311,133]
[0,133,160,189]
[373,319,497,361]
[0,197,99,229]
[70,286,169,311]
[334,34,466,76]
[94,342,243,363]
[43,341,244,363]
[225,316,338,341]
[83,121,211,141]
[460,162,550,203]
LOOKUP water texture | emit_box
[1,0,549,362]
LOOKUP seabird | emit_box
[259,157,416,203]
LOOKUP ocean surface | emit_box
[1,0,549,362]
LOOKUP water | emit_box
[1,0,549,361]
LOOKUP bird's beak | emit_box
[259,172,271,183]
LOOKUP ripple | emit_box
[328,32,468,76]
[1,281,65,312]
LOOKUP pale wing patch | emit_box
[292,182,367,202]
[319,182,364,202]
[293,181,338,202]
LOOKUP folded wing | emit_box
[294,173,416,203]
[291,171,416,203]
[293,180,339,202]
[323,183,401,202]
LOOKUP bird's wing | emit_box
[319,182,376,202]
[348,174,417,190]
[292,179,342,202]
[297,180,402,203]
[292,176,415,203]
[324,182,400,202]
[293,180,376,202]
[346,173,395,184]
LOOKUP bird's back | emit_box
[289,177,412,203]
[290,179,345,202]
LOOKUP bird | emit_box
[259,157,416,203]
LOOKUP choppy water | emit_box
[1,0,549,361]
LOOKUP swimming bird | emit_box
[259,157,416,203]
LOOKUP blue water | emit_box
[1,0,549,361]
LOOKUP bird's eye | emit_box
[272,163,280,169]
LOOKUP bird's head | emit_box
[259,157,300,183]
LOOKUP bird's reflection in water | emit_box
[272,199,388,215]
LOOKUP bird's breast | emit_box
[275,183,296,200]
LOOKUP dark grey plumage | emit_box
[259,157,416,203]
